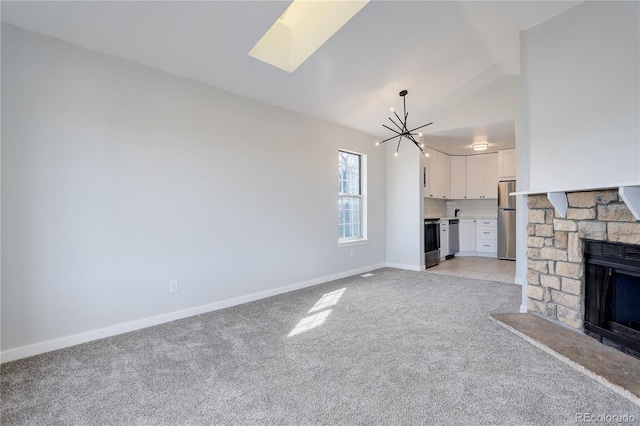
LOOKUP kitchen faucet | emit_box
[454,208,460,217]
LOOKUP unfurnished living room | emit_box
[1,1,639,424]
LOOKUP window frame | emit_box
[338,149,368,247]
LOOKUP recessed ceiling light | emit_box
[471,142,489,151]
[249,0,370,73]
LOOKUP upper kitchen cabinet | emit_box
[450,156,467,199]
[424,148,450,199]
[466,153,498,199]
[498,149,516,179]
[437,152,451,199]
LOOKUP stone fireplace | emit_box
[526,190,640,355]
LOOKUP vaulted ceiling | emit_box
[1,1,579,153]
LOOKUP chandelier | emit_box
[375,90,432,157]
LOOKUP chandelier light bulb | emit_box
[394,152,398,157]
[420,143,425,147]
[390,107,395,113]
[418,132,423,137]
[425,152,430,157]
[375,142,380,146]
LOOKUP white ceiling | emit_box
[1,1,579,154]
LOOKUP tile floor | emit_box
[426,256,516,283]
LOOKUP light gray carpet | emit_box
[2,268,638,425]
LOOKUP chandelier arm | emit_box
[379,134,401,144]
[382,124,403,136]
[393,111,406,130]
[408,136,427,156]
[406,122,434,133]
[388,117,404,133]
[395,136,403,154]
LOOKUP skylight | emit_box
[249,0,370,73]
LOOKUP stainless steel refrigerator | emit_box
[498,180,516,260]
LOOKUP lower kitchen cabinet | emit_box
[439,220,449,261]
[476,219,498,257]
[458,219,476,256]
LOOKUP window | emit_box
[338,150,367,244]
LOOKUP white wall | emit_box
[1,25,386,357]
[385,144,423,270]
[521,1,640,193]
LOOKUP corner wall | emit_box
[521,1,640,193]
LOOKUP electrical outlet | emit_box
[169,279,179,293]
[350,250,355,259]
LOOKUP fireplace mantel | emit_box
[513,183,640,220]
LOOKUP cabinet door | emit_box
[459,219,476,252]
[424,147,437,198]
[450,156,466,199]
[466,155,484,199]
[439,221,449,260]
[498,149,516,179]
[482,153,499,199]
[437,151,450,199]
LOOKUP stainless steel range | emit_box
[424,218,440,268]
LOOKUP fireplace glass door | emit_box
[584,240,640,358]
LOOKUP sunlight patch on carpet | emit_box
[288,288,347,337]
[308,288,346,313]
[287,310,332,337]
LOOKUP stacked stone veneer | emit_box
[526,189,640,329]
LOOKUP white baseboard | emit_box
[1,263,387,363]
[385,262,423,272]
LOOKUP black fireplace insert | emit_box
[584,240,640,358]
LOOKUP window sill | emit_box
[338,238,369,248]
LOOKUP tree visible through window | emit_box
[338,150,362,240]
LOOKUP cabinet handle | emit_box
[483,244,490,247]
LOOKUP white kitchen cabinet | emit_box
[437,152,451,199]
[476,219,497,257]
[439,220,449,261]
[466,153,498,199]
[458,219,476,255]
[423,148,450,199]
[450,156,466,199]
[424,147,438,198]
[498,149,516,179]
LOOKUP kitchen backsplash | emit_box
[425,197,498,218]
[446,198,498,218]
[424,198,447,218]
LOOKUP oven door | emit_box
[424,220,440,253]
